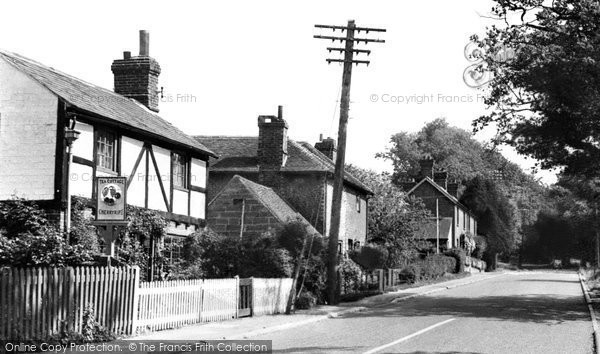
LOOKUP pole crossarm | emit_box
[326,58,370,65]
[315,24,387,33]
[313,35,385,44]
[327,47,371,55]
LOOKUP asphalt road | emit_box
[250,271,594,354]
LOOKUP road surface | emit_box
[250,271,593,353]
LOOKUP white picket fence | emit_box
[252,278,293,316]
[0,267,139,340]
[0,266,293,340]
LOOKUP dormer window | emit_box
[172,153,188,189]
[96,129,117,172]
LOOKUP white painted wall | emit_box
[190,190,205,219]
[172,189,188,215]
[71,122,93,160]
[121,136,145,208]
[70,163,92,198]
[0,58,57,200]
[147,145,170,212]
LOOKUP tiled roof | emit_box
[407,177,473,215]
[0,50,215,157]
[195,136,373,194]
[418,217,453,240]
[220,175,321,236]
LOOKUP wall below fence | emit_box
[0,266,293,340]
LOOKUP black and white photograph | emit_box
[1,1,599,353]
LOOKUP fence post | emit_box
[130,266,140,335]
[388,269,393,288]
[234,275,240,319]
[378,269,384,293]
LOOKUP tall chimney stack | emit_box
[315,137,337,161]
[139,30,150,56]
[257,106,289,188]
[434,169,448,190]
[418,157,434,180]
[111,30,161,112]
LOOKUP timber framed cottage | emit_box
[0,31,216,246]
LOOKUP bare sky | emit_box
[1,0,558,184]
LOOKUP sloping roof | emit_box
[0,50,215,157]
[213,175,321,236]
[418,217,453,240]
[407,177,472,214]
[195,136,373,194]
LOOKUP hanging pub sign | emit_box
[95,176,127,222]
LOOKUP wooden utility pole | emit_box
[436,198,440,254]
[314,20,385,305]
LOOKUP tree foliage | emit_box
[460,177,518,256]
[0,198,97,267]
[472,0,600,176]
[346,165,431,267]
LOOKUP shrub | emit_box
[339,257,362,294]
[444,248,466,273]
[69,198,100,253]
[349,244,388,270]
[51,304,115,345]
[399,263,421,283]
[117,206,167,280]
[420,254,456,279]
[472,235,487,259]
[173,228,294,279]
[295,291,317,310]
[0,198,50,236]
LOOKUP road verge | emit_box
[578,271,600,354]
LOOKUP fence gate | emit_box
[238,278,252,317]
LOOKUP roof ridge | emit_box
[0,49,216,157]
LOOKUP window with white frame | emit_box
[172,153,188,188]
[96,129,117,172]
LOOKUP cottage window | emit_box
[173,153,188,188]
[356,195,361,213]
[96,130,117,172]
[164,235,184,263]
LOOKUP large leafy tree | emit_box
[472,0,600,176]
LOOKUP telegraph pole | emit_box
[314,20,385,305]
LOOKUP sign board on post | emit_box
[94,177,128,258]
[95,176,127,222]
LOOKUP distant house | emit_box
[0,31,215,246]
[208,175,320,239]
[196,107,373,253]
[401,158,477,250]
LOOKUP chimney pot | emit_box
[139,30,150,56]
[319,133,323,141]
[278,105,283,120]
[112,30,161,112]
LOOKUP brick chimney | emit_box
[315,135,337,161]
[447,180,459,197]
[111,30,161,112]
[418,157,434,180]
[434,169,448,189]
[257,105,288,187]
